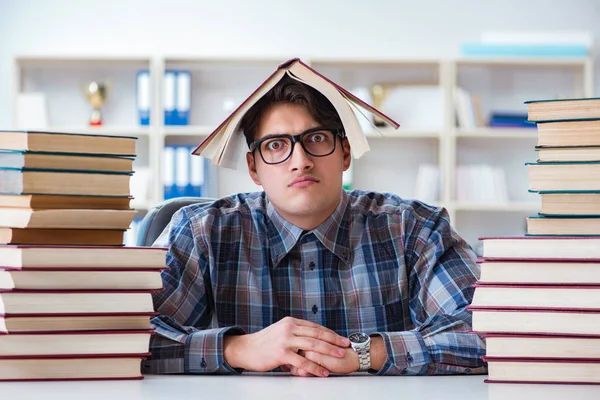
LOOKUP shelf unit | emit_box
[11,55,595,251]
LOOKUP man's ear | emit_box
[246,152,262,185]
[342,138,351,171]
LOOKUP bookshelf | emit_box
[11,55,595,251]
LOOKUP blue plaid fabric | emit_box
[143,190,486,376]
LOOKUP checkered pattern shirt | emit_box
[143,190,486,376]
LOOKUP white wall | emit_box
[1,0,600,128]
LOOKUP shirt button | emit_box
[200,358,207,368]
[407,354,413,363]
[312,305,318,314]
[465,368,472,375]
[309,262,315,271]
[400,368,407,375]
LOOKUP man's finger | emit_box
[293,326,349,348]
[288,351,329,377]
[292,336,346,358]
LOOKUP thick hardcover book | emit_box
[477,257,600,285]
[484,356,600,384]
[0,268,164,291]
[193,58,400,168]
[536,145,600,162]
[537,191,600,216]
[0,150,134,172]
[526,215,600,236]
[525,97,600,122]
[0,228,125,246]
[0,313,155,333]
[0,130,137,156]
[0,353,150,381]
[0,290,155,315]
[0,208,136,230]
[479,236,600,259]
[527,161,600,192]
[0,330,153,356]
[471,283,600,310]
[0,167,132,197]
[0,245,167,269]
[483,333,600,359]
[469,307,600,335]
[0,193,132,210]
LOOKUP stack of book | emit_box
[0,130,166,381]
[469,98,600,385]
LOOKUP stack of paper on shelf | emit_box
[0,130,167,381]
[469,97,600,385]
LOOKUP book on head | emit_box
[192,58,400,169]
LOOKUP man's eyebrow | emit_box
[259,126,324,140]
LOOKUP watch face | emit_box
[349,332,369,344]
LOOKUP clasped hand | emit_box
[223,316,359,377]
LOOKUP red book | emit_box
[0,245,167,269]
[483,333,600,359]
[484,356,600,384]
[0,330,153,357]
[471,283,600,310]
[0,312,155,333]
[469,307,600,336]
[0,268,164,291]
[479,236,600,260]
[0,290,155,315]
[477,257,600,285]
[0,353,150,381]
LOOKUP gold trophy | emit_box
[84,81,107,126]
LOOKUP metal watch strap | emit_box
[356,345,370,371]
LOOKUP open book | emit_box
[192,58,400,169]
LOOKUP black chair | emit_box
[136,197,215,246]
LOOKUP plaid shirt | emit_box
[143,190,486,376]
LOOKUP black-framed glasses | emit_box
[249,127,345,165]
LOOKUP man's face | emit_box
[246,102,351,229]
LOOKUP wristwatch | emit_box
[348,332,371,372]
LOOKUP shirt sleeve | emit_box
[373,205,487,376]
[142,207,245,375]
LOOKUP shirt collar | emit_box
[266,190,351,267]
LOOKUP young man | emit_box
[144,76,486,377]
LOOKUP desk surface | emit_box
[3,374,600,400]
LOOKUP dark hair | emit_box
[240,76,343,146]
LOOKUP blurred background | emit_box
[2,0,599,252]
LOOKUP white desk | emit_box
[3,374,600,400]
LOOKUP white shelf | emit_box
[452,201,541,212]
[456,57,590,67]
[46,126,152,137]
[11,54,594,247]
[366,127,440,139]
[163,125,214,136]
[455,128,538,139]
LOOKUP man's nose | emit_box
[288,141,314,171]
